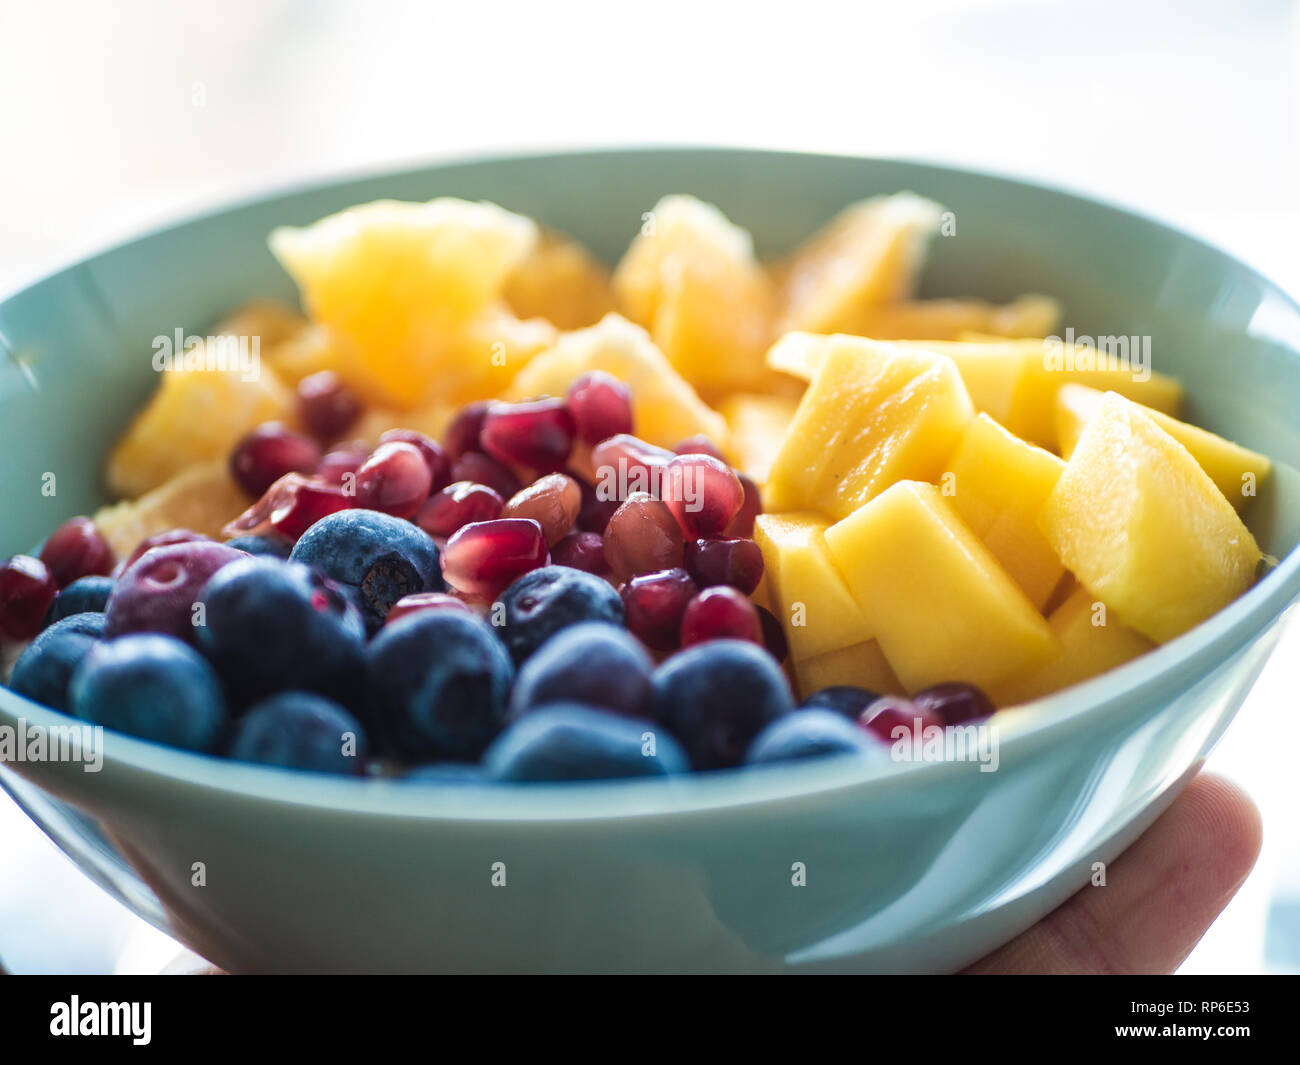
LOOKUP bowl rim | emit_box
[3,145,1299,822]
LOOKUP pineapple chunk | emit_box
[1055,384,1270,511]
[264,323,348,385]
[776,193,943,334]
[764,337,974,520]
[211,300,306,349]
[505,313,728,449]
[792,640,904,701]
[719,393,799,483]
[847,295,1061,341]
[993,586,1154,706]
[94,461,250,557]
[1039,393,1261,643]
[824,481,1058,692]
[753,512,874,661]
[505,227,615,329]
[945,413,1066,609]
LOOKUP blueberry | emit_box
[509,621,653,720]
[799,685,879,720]
[290,509,442,626]
[495,565,623,663]
[403,762,489,784]
[223,534,293,560]
[9,612,106,712]
[653,640,794,770]
[105,541,247,645]
[745,709,879,765]
[227,691,368,775]
[484,703,689,782]
[367,611,514,762]
[196,558,366,709]
[70,634,227,751]
[43,575,114,626]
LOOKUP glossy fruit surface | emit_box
[441,518,550,599]
[40,517,114,587]
[224,473,351,543]
[603,492,683,581]
[660,453,745,538]
[297,371,362,440]
[354,441,433,520]
[105,541,246,645]
[684,537,763,594]
[620,568,696,651]
[450,450,521,499]
[680,585,761,647]
[911,681,994,725]
[567,371,633,445]
[230,423,323,498]
[480,398,576,473]
[0,555,60,642]
[379,429,451,492]
[416,481,504,539]
[501,473,581,545]
[384,591,473,625]
[550,531,608,576]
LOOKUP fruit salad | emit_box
[0,192,1273,782]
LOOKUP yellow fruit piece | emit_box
[504,227,615,329]
[107,352,295,499]
[434,305,558,406]
[764,337,974,520]
[719,392,799,483]
[351,401,456,445]
[1055,384,1271,511]
[93,461,251,558]
[1039,393,1262,643]
[792,641,904,701]
[776,193,943,334]
[269,198,538,408]
[264,324,348,385]
[753,512,874,661]
[945,413,1066,609]
[211,300,307,349]
[824,481,1058,692]
[612,195,775,395]
[993,586,1155,706]
[505,313,728,449]
[846,295,1060,341]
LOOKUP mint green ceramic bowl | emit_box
[2,149,1299,973]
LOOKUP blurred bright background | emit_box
[0,0,1297,973]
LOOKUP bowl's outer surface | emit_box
[3,148,1300,973]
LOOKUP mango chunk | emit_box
[753,512,873,661]
[719,392,799,483]
[764,337,974,520]
[993,586,1155,706]
[1038,393,1261,643]
[847,295,1061,341]
[824,481,1058,692]
[792,640,904,701]
[94,461,250,557]
[1055,384,1271,511]
[945,413,1066,609]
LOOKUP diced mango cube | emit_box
[1039,393,1261,643]
[719,392,799,483]
[792,640,904,701]
[846,295,1060,341]
[824,481,1058,692]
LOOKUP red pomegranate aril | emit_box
[296,371,362,440]
[0,555,59,641]
[756,604,788,662]
[590,434,672,499]
[725,474,762,537]
[443,401,491,460]
[621,568,697,651]
[317,444,368,485]
[385,591,473,626]
[680,586,762,648]
[660,453,744,537]
[567,371,634,445]
[451,450,521,500]
[502,473,581,545]
[551,531,609,576]
[416,481,504,538]
[576,477,621,534]
[230,423,323,497]
[911,682,995,725]
[673,435,726,463]
[122,529,211,573]
[380,429,451,493]
[354,441,432,519]
[223,473,350,543]
[40,517,114,586]
[480,398,576,474]
[684,537,764,595]
[859,697,943,744]
[603,492,684,581]
[441,518,550,598]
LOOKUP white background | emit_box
[0,0,1297,973]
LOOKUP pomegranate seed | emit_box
[912,682,994,725]
[590,434,672,500]
[567,371,634,445]
[576,477,621,534]
[0,555,59,641]
[441,518,550,599]
[684,537,764,595]
[480,398,576,474]
[40,517,114,586]
[620,568,697,651]
[416,481,504,539]
[859,697,943,744]
[674,435,726,462]
[230,422,323,497]
[680,586,762,647]
[122,529,211,573]
[353,441,432,519]
[297,371,362,440]
[223,473,350,543]
[551,531,609,576]
[725,474,762,537]
[603,492,684,581]
[317,444,368,485]
[756,604,788,662]
[451,450,521,499]
[502,473,581,545]
[660,453,744,537]
[385,591,473,625]
[380,429,451,492]
[443,401,491,460]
